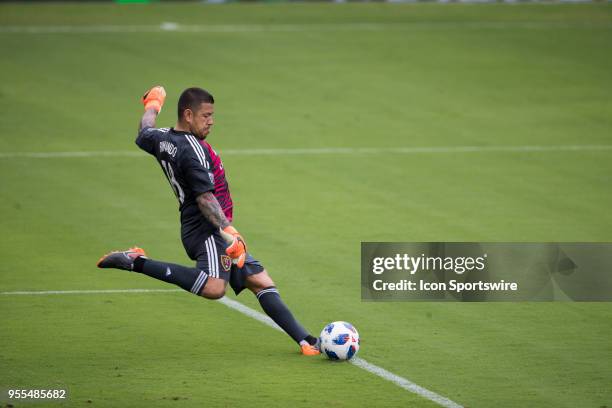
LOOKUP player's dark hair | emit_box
[178,87,214,120]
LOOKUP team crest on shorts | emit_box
[221,255,232,271]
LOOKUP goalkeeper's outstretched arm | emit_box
[138,86,166,131]
[140,108,158,132]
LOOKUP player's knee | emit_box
[202,289,225,300]
[199,278,226,299]
[247,270,275,293]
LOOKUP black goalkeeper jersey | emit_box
[136,127,216,237]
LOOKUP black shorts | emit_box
[182,229,264,295]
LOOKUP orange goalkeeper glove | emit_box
[142,86,166,113]
[220,226,247,268]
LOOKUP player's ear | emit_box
[184,109,193,123]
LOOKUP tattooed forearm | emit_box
[139,108,158,131]
[196,192,230,229]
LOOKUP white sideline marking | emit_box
[0,288,463,407]
[351,358,463,408]
[1,144,611,159]
[0,288,182,295]
[0,22,610,34]
[223,145,612,155]
[218,296,282,331]
[0,151,144,158]
[219,297,463,408]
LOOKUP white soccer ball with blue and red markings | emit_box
[320,321,360,361]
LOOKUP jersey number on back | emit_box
[161,160,185,205]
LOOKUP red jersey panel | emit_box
[199,140,233,222]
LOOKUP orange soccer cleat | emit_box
[300,344,321,356]
[97,247,147,271]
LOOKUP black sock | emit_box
[133,257,208,295]
[256,286,309,344]
[304,335,318,346]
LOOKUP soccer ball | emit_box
[319,321,360,361]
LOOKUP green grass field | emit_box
[1,2,612,407]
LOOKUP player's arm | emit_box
[196,192,230,229]
[135,86,167,153]
[196,192,247,267]
[139,85,166,131]
[139,108,158,132]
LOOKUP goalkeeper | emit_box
[97,86,320,355]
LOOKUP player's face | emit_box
[189,102,214,140]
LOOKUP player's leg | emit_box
[244,268,320,355]
[97,248,209,296]
[140,228,226,299]
[97,246,227,299]
[198,277,226,299]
